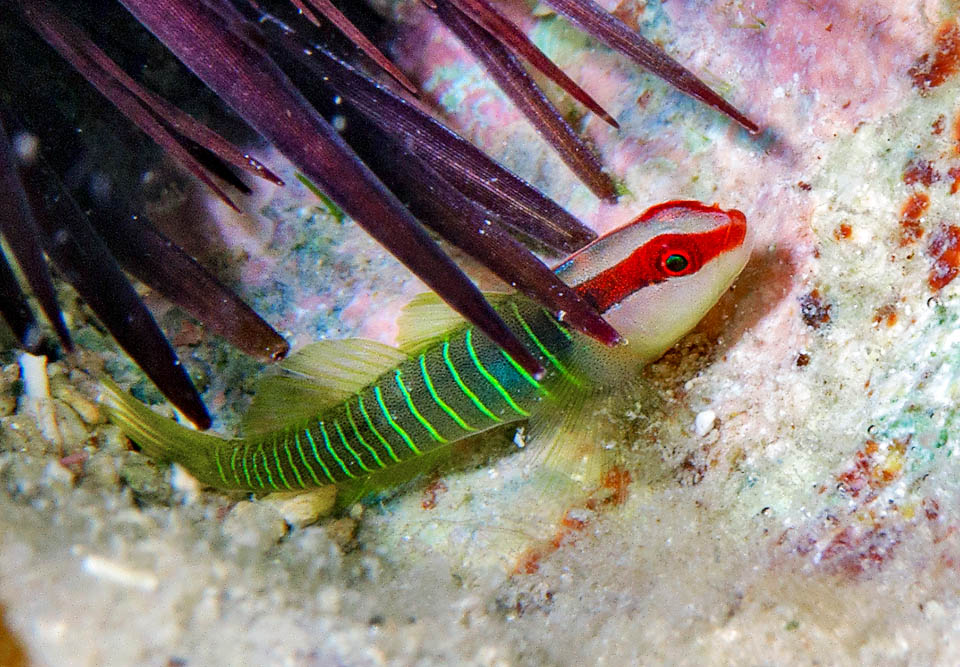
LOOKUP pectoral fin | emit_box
[523,380,631,499]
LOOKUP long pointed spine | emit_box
[541,0,759,133]
[436,0,617,201]
[119,0,545,380]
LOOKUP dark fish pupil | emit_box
[665,254,689,273]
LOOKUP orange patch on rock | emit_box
[513,466,632,575]
[836,438,906,499]
[799,289,832,328]
[949,166,960,194]
[818,523,902,577]
[903,159,940,187]
[421,478,448,510]
[587,466,632,510]
[873,304,898,327]
[909,20,960,91]
[515,506,590,575]
[954,112,960,153]
[515,549,544,575]
[933,114,946,135]
[899,192,930,246]
[928,223,960,290]
[833,223,852,240]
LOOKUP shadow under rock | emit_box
[695,243,800,356]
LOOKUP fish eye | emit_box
[662,252,690,275]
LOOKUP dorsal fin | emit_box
[396,291,512,352]
[243,338,407,436]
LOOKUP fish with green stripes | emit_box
[104,201,753,497]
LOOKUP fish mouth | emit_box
[705,207,753,304]
[723,207,750,251]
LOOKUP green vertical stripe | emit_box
[442,340,500,422]
[240,442,254,488]
[395,369,448,443]
[357,395,400,463]
[499,349,550,396]
[541,307,574,341]
[293,431,323,486]
[319,421,356,479]
[465,329,530,416]
[229,446,242,486]
[272,437,293,490]
[283,435,306,489]
[510,302,581,386]
[345,402,386,468]
[250,442,265,488]
[333,420,372,473]
[303,427,336,483]
[374,385,421,455]
[419,354,476,432]
[213,446,228,485]
[259,441,279,490]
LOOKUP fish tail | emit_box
[100,378,240,489]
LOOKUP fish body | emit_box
[231,302,575,491]
[106,201,752,493]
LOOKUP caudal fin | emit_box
[100,378,237,488]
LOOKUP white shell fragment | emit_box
[81,554,159,592]
[694,409,717,437]
[18,353,61,445]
